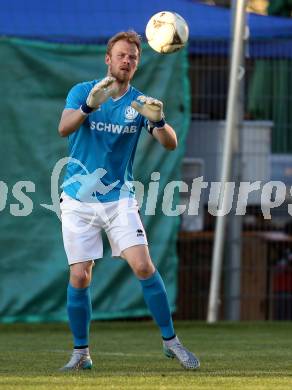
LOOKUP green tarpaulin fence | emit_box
[0,38,190,323]
[248,2,292,153]
[248,58,292,153]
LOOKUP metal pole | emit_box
[224,0,246,321]
[207,0,247,323]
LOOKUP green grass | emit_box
[0,321,292,389]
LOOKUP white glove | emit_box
[131,95,165,123]
[86,76,117,109]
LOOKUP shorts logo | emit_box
[125,106,138,120]
[136,229,144,237]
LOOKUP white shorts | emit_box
[60,192,148,265]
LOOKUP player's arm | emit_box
[58,108,89,137]
[131,96,177,150]
[151,123,177,150]
[58,77,117,137]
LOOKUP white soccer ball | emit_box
[145,11,189,54]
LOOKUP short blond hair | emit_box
[106,31,142,57]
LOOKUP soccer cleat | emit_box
[59,351,93,371]
[163,336,200,369]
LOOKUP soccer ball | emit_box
[145,11,189,54]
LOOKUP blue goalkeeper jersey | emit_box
[62,80,148,202]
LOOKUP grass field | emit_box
[1,321,292,389]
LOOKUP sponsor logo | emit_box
[125,106,138,121]
[90,121,137,134]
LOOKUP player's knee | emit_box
[134,261,155,279]
[70,265,92,288]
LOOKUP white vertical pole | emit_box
[207,0,247,323]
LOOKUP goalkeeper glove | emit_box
[131,95,166,128]
[81,76,117,114]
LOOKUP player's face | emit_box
[106,40,139,83]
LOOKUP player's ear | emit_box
[105,54,110,65]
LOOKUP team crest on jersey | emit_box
[125,106,138,121]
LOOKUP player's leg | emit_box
[105,199,175,338]
[122,245,199,369]
[59,193,103,371]
[60,260,94,372]
[121,244,175,338]
[106,198,200,369]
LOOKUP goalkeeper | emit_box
[58,30,200,371]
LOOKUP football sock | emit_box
[139,270,175,339]
[162,334,176,341]
[67,284,92,348]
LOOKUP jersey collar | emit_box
[111,86,131,102]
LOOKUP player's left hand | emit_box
[131,95,164,123]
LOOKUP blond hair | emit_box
[106,31,142,57]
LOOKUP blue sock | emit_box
[139,270,175,339]
[67,284,92,347]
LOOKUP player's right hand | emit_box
[86,76,117,109]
